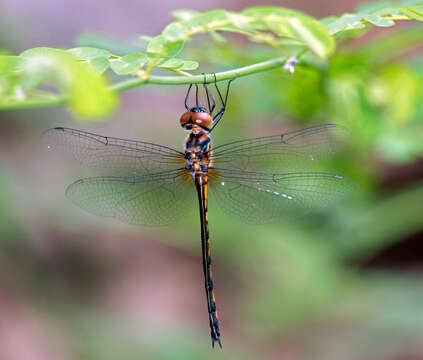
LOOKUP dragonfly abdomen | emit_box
[195,176,222,348]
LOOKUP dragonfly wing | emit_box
[209,169,355,224]
[43,127,185,176]
[66,169,196,226]
[210,124,350,173]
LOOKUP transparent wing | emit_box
[209,169,355,224]
[43,127,185,176]
[66,169,196,226]
[210,124,350,173]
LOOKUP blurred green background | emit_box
[1,1,423,359]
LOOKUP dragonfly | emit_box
[43,75,355,348]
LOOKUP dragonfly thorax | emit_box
[184,126,212,178]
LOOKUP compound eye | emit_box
[191,112,212,127]
[180,111,212,128]
[180,112,192,127]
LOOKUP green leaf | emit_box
[88,56,110,74]
[17,47,117,118]
[110,52,147,75]
[286,17,335,58]
[243,6,335,58]
[146,36,184,58]
[364,14,395,26]
[223,12,252,32]
[178,60,199,70]
[170,9,199,21]
[322,14,366,34]
[143,6,336,65]
[189,9,231,29]
[400,7,423,21]
[139,35,154,43]
[0,56,22,75]
[324,0,423,35]
[66,47,112,74]
[0,56,22,99]
[20,46,64,58]
[156,58,199,70]
[19,47,67,90]
[68,63,117,119]
[162,22,191,41]
[155,57,183,68]
[67,47,112,59]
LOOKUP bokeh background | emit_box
[1,1,423,359]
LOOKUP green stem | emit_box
[0,56,288,110]
[111,56,287,92]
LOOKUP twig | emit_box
[111,56,288,91]
[0,56,289,110]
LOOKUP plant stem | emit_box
[111,56,287,92]
[0,56,288,111]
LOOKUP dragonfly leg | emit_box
[184,84,193,110]
[210,74,235,132]
[184,83,201,110]
[202,73,216,115]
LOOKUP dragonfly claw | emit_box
[211,334,222,349]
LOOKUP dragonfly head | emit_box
[180,107,212,130]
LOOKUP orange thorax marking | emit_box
[184,126,212,179]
